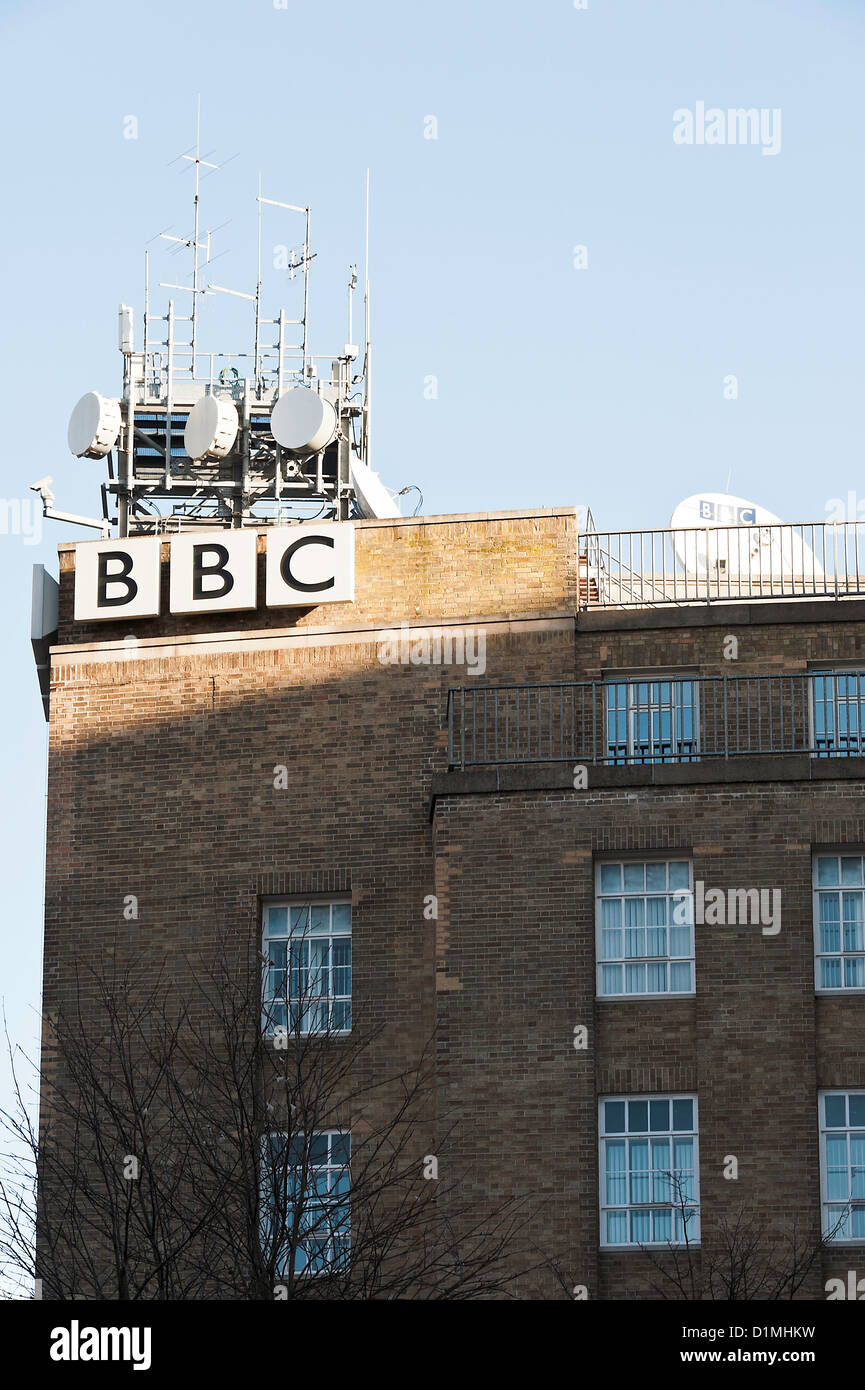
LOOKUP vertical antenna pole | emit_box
[363,168,371,467]
[166,300,175,492]
[278,307,285,395]
[254,171,262,394]
[191,94,201,377]
[302,206,311,377]
[143,250,150,394]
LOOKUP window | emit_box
[262,1130,350,1275]
[811,671,865,757]
[813,856,865,991]
[599,1096,699,1248]
[596,860,694,997]
[605,678,699,765]
[262,900,351,1035]
[819,1093,865,1242]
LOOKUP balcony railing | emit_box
[447,673,865,769]
[578,520,865,608]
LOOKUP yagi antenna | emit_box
[186,94,208,367]
[363,168,371,470]
[205,186,314,393]
[258,192,313,381]
[151,95,228,376]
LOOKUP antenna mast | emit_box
[363,168,371,468]
[154,96,221,377]
[63,128,403,537]
[255,172,262,388]
[191,95,201,369]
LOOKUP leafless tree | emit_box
[638,1173,845,1301]
[0,931,537,1300]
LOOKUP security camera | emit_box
[30,476,55,503]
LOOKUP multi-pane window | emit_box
[811,671,865,757]
[262,1130,351,1275]
[596,860,694,997]
[819,1093,865,1242]
[813,856,865,991]
[605,678,699,765]
[262,901,351,1035]
[600,1096,699,1248]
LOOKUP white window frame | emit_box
[604,675,701,766]
[813,854,865,994]
[818,1092,865,1244]
[262,898,352,1036]
[599,1094,700,1249]
[809,668,865,758]
[262,1129,351,1277]
[595,858,695,1000]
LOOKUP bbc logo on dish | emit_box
[73,523,355,621]
[698,499,756,525]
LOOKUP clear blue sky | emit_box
[1,0,864,1105]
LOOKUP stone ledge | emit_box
[429,755,865,817]
[577,596,865,631]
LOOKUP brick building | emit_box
[37,504,865,1298]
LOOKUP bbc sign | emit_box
[698,499,757,525]
[74,524,355,622]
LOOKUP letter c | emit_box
[280,535,335,593]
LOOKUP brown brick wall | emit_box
[55,508,579,647]
[42,508,865,1299]
[432,784,865,1299]
[576,605,865,680]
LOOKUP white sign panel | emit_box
[265,523,355,607]
[169,531,257,615]
[73,524,356,622]
[74,537,161,622]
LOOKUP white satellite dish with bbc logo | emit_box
[670,492,823,580]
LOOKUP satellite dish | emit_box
[670,492,823,578]
[350,458,401,519]
[184,395,239,461]
[271,387,336,454]
[67,392,121,459]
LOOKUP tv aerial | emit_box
[59,100,404,537]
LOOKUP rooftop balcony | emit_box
[446,672,865,770]
[578,520,865,609]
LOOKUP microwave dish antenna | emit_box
[184,395,239,461]
[670,492,824,578]
[68,392,122,459]
[271,387,336,454]
[350,458,401,519]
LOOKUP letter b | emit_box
[193,544,234,600]
[97,551,138,608]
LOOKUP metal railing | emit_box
[578,521,865,608]
[447,672,865,769]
